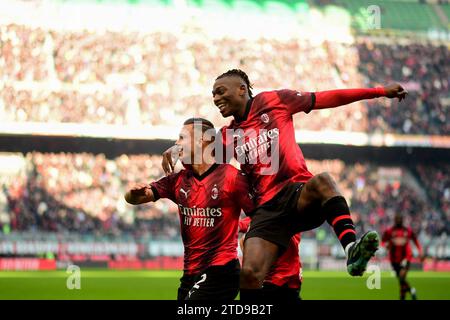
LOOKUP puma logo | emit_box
[180,188,190,199]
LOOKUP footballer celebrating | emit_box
[163,69,407,300]
[126,118,254,300]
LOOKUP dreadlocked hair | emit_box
[216,69,254,98]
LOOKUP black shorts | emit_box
[392,260,410,276]
[245,182,324,251]
[177,259,240,300]
[262,282,302,302]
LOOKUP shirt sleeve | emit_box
[239,217,251,233]
[314,87,386,109]
[276,89,315,115]
[150,173,179,202]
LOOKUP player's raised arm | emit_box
[124,183,156,205]
[313,83,408,110]
[161,145,180,176]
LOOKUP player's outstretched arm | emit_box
[125,183,155,205]
[313,83,408,110]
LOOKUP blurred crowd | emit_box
[1,23,448,134]
[357,40,449,135]
[1,153,179,239]
[1,153,448,240]
[415,164,450,224]
[306,160,447,238]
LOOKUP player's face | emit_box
[212,77,246,118]
[176,125,195,163]
[395,215,403,227]
[176,124,205,164]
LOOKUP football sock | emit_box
[323,196,356,250]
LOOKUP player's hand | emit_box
[161,145,180,175]
[129,183,152,197]
[383,83,408,101]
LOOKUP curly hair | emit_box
[216,69,254,98]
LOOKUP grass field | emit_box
[0,270,449,300]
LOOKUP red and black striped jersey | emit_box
[151,163,254,274]
[220,90,315,207]
[382,226,422,263]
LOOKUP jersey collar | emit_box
[192,163,219,181]
[234,98,253,124]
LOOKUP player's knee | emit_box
[307,172,339,201]
[240,265,265,288]
[314,172,335,188]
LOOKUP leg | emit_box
[240,237,279,301]
[398,262,416,300]
[393,264,404,300]
[239,189,298,301]
[296,172,356,247]
[398,268,410,300]
[296,172,379,276]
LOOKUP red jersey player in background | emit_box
[163,69,407,301]
[125,118,254,300]
[239,216,302,301]
[382,214,423,300]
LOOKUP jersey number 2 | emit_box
[188,273,207,298]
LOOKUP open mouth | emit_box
[218,103,227,113]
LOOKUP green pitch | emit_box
[0,270,449,300]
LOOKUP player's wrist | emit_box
[375,86,387,96]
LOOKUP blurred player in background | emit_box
[239,217,302,301]
[163,69,407,300]
[382,214,423,300]
[125,118,254,300]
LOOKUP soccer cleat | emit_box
[347,230,380,276]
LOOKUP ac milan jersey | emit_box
[382,226,421,263]
[151,163,254,274]
[239,217,302,289]
[220,90,315,207]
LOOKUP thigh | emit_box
[391,263,402,277]
[242,237,279,274]
[292,182,327,233]
[399,261,410,278]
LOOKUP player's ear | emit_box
[196,137,204,148]
[239,84,246,96]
